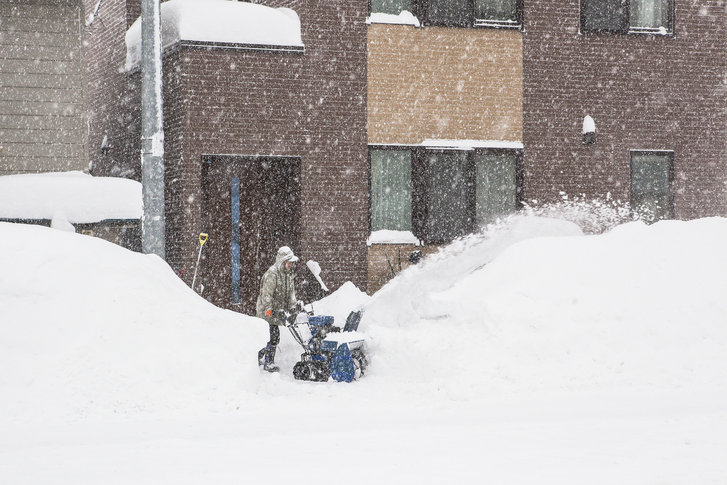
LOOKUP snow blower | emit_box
[281,309,368,383]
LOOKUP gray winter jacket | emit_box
[255,250,297,325]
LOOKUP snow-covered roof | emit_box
[125,0,304,71]
[0,171,141,223]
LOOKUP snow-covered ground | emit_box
[2,215,726,484]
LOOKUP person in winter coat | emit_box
[256,246,299,372]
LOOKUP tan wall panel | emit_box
[0,100,83,117]
[0,156,84,174]
[0,86,82,103]
[0,0,73,6]
[367,243,441,293]
[0,45,79,62]
[0,31,80,47]
[0,16,77,34]
[0,72,85,89]
[0,114,85,131]
[1,141,84,158]
[0,4,78,19]
[1,59,82,75]
[0,0,87,175]
[368,24,522,145]
[0,127,84,143]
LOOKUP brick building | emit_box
[0,0,140,248]
[79,0,727,307]
[366,1,524,290]
[366,0,727,290]
[84,0,367,312]
[522,0,727,220]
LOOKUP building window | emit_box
[421,0,522,28]
[475,0,520,26]
[425,150,472,242]
[425,0,472,26]
[581,0,673,34]
[371,0,412,15]
[630,0,671,32]
[475,151,518,226]
[630,151,673,222]
[370,146,521,244]
[370,148,413,232]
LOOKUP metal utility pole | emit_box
[141,0,165,258]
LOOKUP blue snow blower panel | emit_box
[308,315,334,327]
[308,315,334,336]
[321,340,338,352]
[330,344,355,383]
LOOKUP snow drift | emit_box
[2,214,727,483]
[2,215,727,421]
[0,223,266,420]
[362,217,727,399]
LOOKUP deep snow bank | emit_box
[3,215,727,423]
[0,223,266,421]
[361,217,727,399]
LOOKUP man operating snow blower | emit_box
[256,246,301,372]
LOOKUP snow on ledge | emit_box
[366,11,421,27]
[367,230,421,246]
[583,115,596,134]
[125,0,304,71]
[421,139,524,150]
[0,171,142,224]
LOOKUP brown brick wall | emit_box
[368,24,522,144]
[83,0,139,179]
[118,1,369,301]
[523,0,727,218]
[86,0,369,301]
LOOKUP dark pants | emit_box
[259,324,280,365]
[267,324,280,348]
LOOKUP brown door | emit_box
[201,156,300,314]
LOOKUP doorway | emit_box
[201,156,301,313]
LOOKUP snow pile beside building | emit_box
[0,171,141,223]
[0,223,265,421]
[361,217,727,400]
[125,0,304,71]
[309,281,371,325]
[2,214,727,425]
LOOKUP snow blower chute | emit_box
[281,310,368,382]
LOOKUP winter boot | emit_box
[263,345,279,373]
[257,348,266,367]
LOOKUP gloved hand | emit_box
[276,309,288,324]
